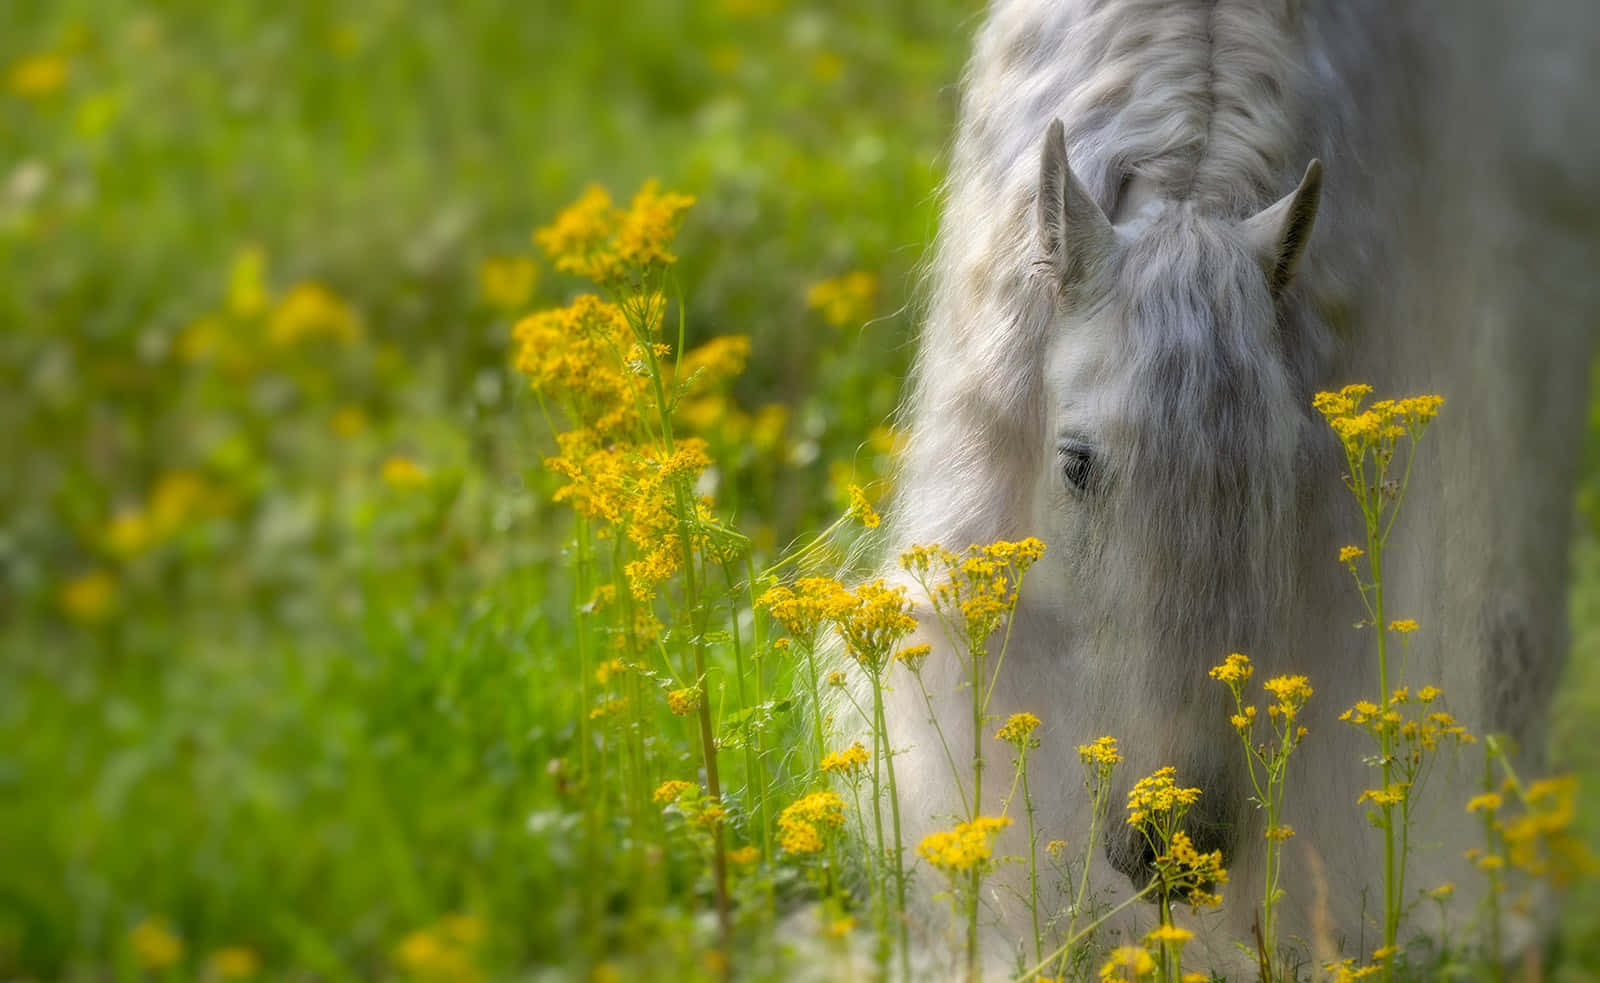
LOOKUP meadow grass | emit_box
[2,2,1599,980]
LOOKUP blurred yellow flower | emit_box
[727,845,760,865]
[806,271,878,328]
[535,180,693,283]
[382,456,429,489]
[331,406,368,438]
[268,283,360,347]
[916,815,1010,874]
[1098,945,1155,981]
[820,741,870,777]
[59,570,118,623]
[8,53,69,99]
[228,246,269,318]
[104,509,156,557]
[129,918,183,971]
[846,484,880,529]
[207,946,261,979]
[479,256,538,311]
[810,51,844,82]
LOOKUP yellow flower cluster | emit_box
[727,845,760,865]
[207,946,261,980]
[676,335,751,394]
[805,271,878,328]
[129,918,183,971]
[1078,735,1122,769]
[1263,674,1313,724]
[1497,776,1594,886]
[9,53,69,99]
[59,570,118,624]
[479,255,539,311]
[834,579,918,673]
[757,577,854,648]
[1207,652,1253,685]
[1125,766,1202,829]
[267,282,361,348]
[994,711,1042,748]
[819,742,870,777]
[778,791,846,855]
[102,471,232,558]
[666,686,703,716]
[1158,830,1228,909]
[1145,923,1193,945]
[653,780,694,805]
[846,484,881,529]
[1338,544,1365,564]
[535,180,695,283]
[916,816,1011,874]
[393,914,485,983]
[512,295,650,437]
[1324,958,1381,981]
[1313,385,1443,449]
[383,456,429,489]
[1098,945,1155,981]
[899,538,1046,650]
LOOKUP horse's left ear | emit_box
[1244,159,1323,293]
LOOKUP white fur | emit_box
[883,0,1600,973]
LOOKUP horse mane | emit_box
[889,0,1312,558]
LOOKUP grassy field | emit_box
[2,2,1596,980]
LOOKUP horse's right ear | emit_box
[1037,119,1114,293]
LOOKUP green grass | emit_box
[1,1,1596,979]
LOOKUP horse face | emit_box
[1033,120,1324,882]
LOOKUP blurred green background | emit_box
[2,1,1596,979]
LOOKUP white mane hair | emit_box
[883,0,1599,972]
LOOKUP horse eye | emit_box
[1059,441,1097,493]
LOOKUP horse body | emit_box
[887,0,1598,968]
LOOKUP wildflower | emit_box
[825,671,847,687]
[1358,785,1407,807]
[207,946,261,979]
[758,577,853,647]
[535,185,620,280]
[1265,824,1296,842]
[694,802,727,829]
[1338,545,1365,563]
[833,578,917,673]
[58,570,118,623]
[1098,945,1155,981]
[846,484,880,529]
[8,53,69,98]
[727,845,760,865]
[1208,652,1253,684]
[665,687,702,716]
[382,456,429,489]
[332,405,367,437]
[778,791,845,856]
[806,271,878,328]
[268,282,360,347]
[1388,619,1419,634]
[1429,883,1456,899]
[1371,945,1400,962]
[1466,793,1503,814]
[826,916,856,938]
[677,335,750,392]
[612,180,696,270]
[895,643,931,672]
[995,711,1042,748]
[1078,736,1122,768]
[129,918,183,971]
[480,256,538,311]
[1126,766,1202,828]
[1146,923,1194,945]
[1046,839,1067,858]
[917,816,1012,874]
[653,780,693,805]
[820,742,870,777]
[1325,958,1381,982]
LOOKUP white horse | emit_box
[884,0,1599,972]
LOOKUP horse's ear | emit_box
[1245,159,1323,293]
[1038,119,1114,292]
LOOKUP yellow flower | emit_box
[820,742,871,776]
[677,335,750,392]
[1338,544,1364,563]
[833,579,918,673]
[1466,793,1503,814]
[1145,923,1194,945]
[1078,736,1122,768]
[1371,945,1400,962]
[8,53,69,99]
[916,816,1011,874]
[846,484,881,529]
[382,456,429,489]
[778,791,845,855]
[268,282,360,347]
[59,570,118,623]
[331,405,367,438]
[1126,766,1202,827]
[1388,619,1419,634]
[1358,784,1407,807]
[129,918,183,971]
[895,643,931,672]
[1429,882,1456,899]
[666,686,702,716]
[806,272,878,328]
[1265,824,1296,842]
[653,780,693,805]
[535,185,620,280]
[1046,839,1067,858]
[228,246,269,317]
[207,946,261,979]
[727,845,760,865]
[1208,652,1253,684]
[479,256,539,311]
[758,577,854,647]
[995,711,1042,747]
[612,180,696,270]
[1098,945,1156,981]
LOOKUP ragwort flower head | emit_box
[820,742,870,777]
[833,578,917,673]
[916,816,1011,875]
[995,711,1042,749]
